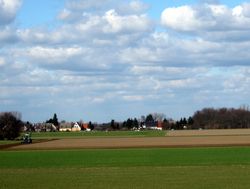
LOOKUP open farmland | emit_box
[1,147,250,189]
[7,135,250,150]
[167,128,250,136]
[30,130,166,139]
[8,129,250,150]
[2,129,250,189]
[0,141,20,146]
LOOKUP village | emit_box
[26,118,167,133]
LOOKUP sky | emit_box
[1,0,250,123]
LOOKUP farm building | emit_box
[72,122,81,132]
[144,121,163,130]
[59,122,72,132]
[59,122,81,132]
[34,123,57,132]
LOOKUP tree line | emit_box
[1,106,250,140]
[191,107,250,129]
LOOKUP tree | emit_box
[110,119,117,130]
[162,118,171,130]
[140,115,146,122]
[132,118,139,129]
[52,113,59,126]
[152,113,166,122]
[182,118,187,125]
[46,113,59,126]
[125,118,133,129]
[88,121,94,130]
[145,114,154,123]
[192,107,250,129]
[0,112,23,140]
[25,121,35,132]
[187,117,194,125]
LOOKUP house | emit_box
[81,123,91,132]
[82,123,89,130]
[145,121,163,130]
[34,123,57,132]
[59,122,81,132]
[72,122,81,132]
[59,122,73,132]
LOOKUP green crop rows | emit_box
[1,147,250,189]
[29,130,166,139]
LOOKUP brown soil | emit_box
[167,129,250,136]
[8,130,250,150]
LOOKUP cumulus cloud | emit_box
[242,3,250,17]
[22,8,152,46]
[16,46,113,71]
[103,9,152,33]
[27,46,84,61]
[0,27,19,45]
[0,0,21,25]
[57,0,112,22]
[58,0,149,23]
[161,3,250,33]
[2,1,250,122]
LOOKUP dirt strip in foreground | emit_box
[8,135,250,150]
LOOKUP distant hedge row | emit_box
[191,107,250,129]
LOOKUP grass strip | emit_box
[1,147,250,169]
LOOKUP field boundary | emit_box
[0,139,58,150]
[7,134,250,151]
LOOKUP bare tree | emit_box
[192,107,250,129]
[0,112,23,140]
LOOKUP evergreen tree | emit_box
[46,113,59,126]
[88,121,94,130]
[188,117,194,125]
[52,113,59,126]
[145,114,154,123]
[110,119,116,130]
[133,118,139,129]
[126,118,133,129]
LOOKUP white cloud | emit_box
[242,3,250,17]
[58,0,118,22]
[161,5,206,31]
[0,57,5,66]
[127,0,148,13]
[20,9,152,46]
[161,3,250,33]
[117,0,149,15]
[0,27,18,44]
[122,95,144,101]
[0,0,21,25]
[103,9,152,33]
[27,46,84,61]
[2,1,250,122]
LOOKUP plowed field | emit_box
[9,129,250,150]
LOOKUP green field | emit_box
[29,130,166,139]
[0,140,19,146]
[1,147,250,189]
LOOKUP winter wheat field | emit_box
[1,129,250,189]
